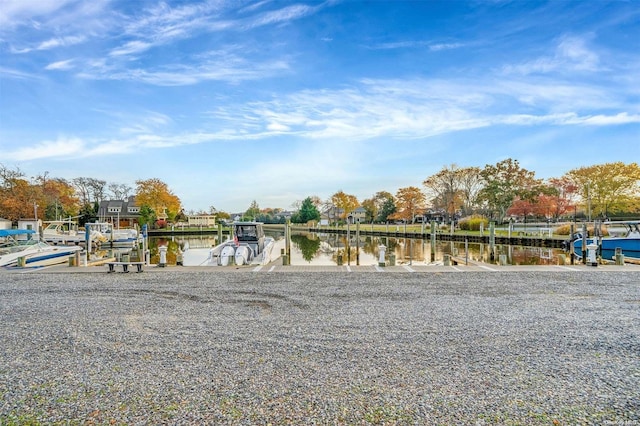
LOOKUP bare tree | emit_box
[0,163,25,190]
[108,183,132,200]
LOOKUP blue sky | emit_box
[1,0,639,213]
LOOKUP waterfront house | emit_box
[97,196,141,228]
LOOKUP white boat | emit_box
[181,222,284,266]
[42,219,106,245]
[92,222,142,247]
[0,229,83,268]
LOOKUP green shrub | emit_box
[458,215,489,231]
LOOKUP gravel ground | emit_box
[1,271,639,425]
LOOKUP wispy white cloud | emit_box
[243,4,318,29]
[4,137,85,161]
[203,76,637,140]
[369,40,465,51]
[503,35,600,75]
[80,51,290,85]
[498,112,640,126]
[11,35,87,53]
[119,111,173,134]
[0,0,77,29]
[45,59,75,70]
[37,35,86,50]
[0,66,40,79]
[5,68,637,165]
[429,42,464,51]
[109,40,152,57]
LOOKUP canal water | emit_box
[145,231,565,266]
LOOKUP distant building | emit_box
[187,214,216,227]
[0,218,11,230]
[17,219,41,238]
[320,206,367,224]
[348,206,367,224]
[97,196,141,227]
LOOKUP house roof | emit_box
[97,196,140,219]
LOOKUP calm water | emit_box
[144,231,564,266]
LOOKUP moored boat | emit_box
[43,219,107,245]
[0,229,83,268]
[92,222,142,247]
[572,221,640,262]
[181,222,283,266]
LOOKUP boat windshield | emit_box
[0,239,39,255]
[235,225,258,241]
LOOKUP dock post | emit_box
[581,223,587,265]
[142,224,148,265]
[569,224,575,265]
[286,220,291,262]
[158,245,167,267]
[378,245,386,267]
[85,224,91,254]
[356,220,360,266]
[346,221,350,265]
[489,222,495,261]
[430,221,436,262]
[464,237,469,265]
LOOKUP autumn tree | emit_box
[393,186,426,223]
[0,178,39,221]
[360,198,376,223]
[135,178,182,223]
[0,165,30,221]
[457,166,483,215]
[424,165,484,219]
[330,190,359,221]
[41,177,79,220]
[565,162,640,218]
[506,197,536,221]
[546,177,579,219]
[423,164,462,220]
[478,159,543,222]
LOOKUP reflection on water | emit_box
[146,231,564,266]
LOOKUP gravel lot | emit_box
[1,270,639,425]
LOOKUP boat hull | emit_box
[2,245,82,268]
[574,237,640,261]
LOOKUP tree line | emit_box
[286,159,640,225]
[0,165,180,227]
[2,159,639,227]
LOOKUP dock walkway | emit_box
[11,262,639,274]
